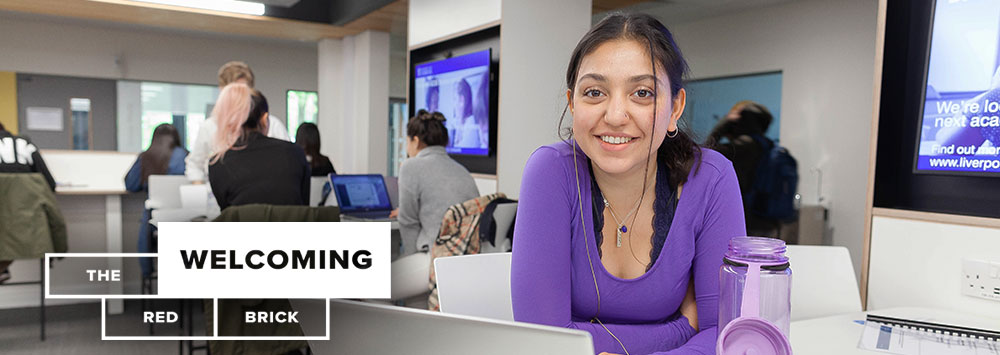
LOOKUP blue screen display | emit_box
[413,49,491,156]
[916,0,1000,174]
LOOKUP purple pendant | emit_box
[620,226,627,233]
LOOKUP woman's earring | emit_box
[667,129,678,138]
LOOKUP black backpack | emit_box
[747,135,799,222]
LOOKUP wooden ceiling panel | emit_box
[342,0,407,33]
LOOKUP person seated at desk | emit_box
[124,123,187,277]
[388,110,478,302]
[0,122,58,283]
[208,83,309,210]
[0,122,55,190]
[393,109,479,256]
[510,14,744,355]
[295,122,336,176]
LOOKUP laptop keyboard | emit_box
[348,211,393,220]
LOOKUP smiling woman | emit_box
[510,13,746,355]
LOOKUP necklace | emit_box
[603,197,641,248]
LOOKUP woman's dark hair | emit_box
[139,124,184,185]
[295,122,325,170]
[426,85,440,110]
[474,73,490,126]
[407,109,449,147]
[739,102,773,133]
[456,79,473,118]
[244,89,269,132]
[559,12,700,187]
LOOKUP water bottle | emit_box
[717,236,792,355]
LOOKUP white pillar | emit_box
[496,0,591,197]
[317,30,390,175]
[318,37,347,171]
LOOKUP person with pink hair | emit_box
[185,61,291,184]
[207,83,310,210]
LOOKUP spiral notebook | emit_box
[858,314,1000,355]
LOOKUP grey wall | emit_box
[667,0,879,280]
[16,73,117,150]
[0,12,318,131]
[496,0,592,197]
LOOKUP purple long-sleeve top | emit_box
[511,142,745,355]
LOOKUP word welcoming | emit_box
[180,249,373,270]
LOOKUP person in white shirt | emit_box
[185,61,290,183]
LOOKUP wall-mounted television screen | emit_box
[413,49,491,156]
[915,0,1000,175]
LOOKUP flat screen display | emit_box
[915,0,1000,174]
[330,174,392,213]
[413,49,491,156]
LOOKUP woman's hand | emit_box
[681,281,699,331]
[389,208,399,219]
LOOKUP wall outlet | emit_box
[962,258,1000,302]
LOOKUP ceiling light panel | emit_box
[131,0,266,16]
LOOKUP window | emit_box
[682,71,782,142]
[70,98,91,150]
[286,90,318,140]
[117,81,219,152]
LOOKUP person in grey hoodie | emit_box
[389,109,479,302]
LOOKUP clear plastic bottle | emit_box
[718,236,792,337]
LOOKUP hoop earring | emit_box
[666,129,678,138]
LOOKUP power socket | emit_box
[961,258,1000,302]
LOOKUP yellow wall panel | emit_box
[0,71,17,134]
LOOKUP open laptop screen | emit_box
[330,174,393,213]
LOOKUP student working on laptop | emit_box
[388,110,478,302]
[393,110,479,256]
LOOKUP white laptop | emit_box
[290,299,594,355]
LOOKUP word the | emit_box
[86,269,120,282]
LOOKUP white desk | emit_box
[790,307,1000,354]
[43,150,137,314]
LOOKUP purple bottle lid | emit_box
[717,319,792,355]
[717,260,792,355]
